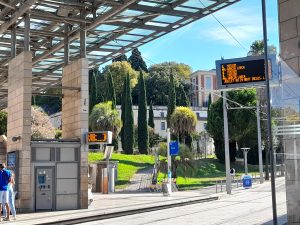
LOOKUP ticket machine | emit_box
[35,167,54,210]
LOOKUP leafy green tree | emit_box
[207,90,258,163]
[89,101,122,139]
[107,72,116,109]
[149,62,192,80]
[123,73,134,154]
[146,62,192,106]
[102,61,138,104]
[112,54,128,62]
[148,101,154,129]
[128,48,148,72]
[146,71,169,105]
[137,70,149,154]
[170,107,197,143]
[167,73,176,128]
[0,111,7,135]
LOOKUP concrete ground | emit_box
[81,177,287,225]
[2,177,286,225]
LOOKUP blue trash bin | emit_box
[242,175,252,188]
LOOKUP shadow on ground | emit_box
[261,214,287,225]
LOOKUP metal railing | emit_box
[215,166,285,193]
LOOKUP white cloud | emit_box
[197,6,265,46]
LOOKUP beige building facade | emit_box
[190,70,219,108]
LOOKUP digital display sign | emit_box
[221,59,265,85]
[216,55,276,90]
[86,131,112,144]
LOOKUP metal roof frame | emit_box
[0,0,240,108]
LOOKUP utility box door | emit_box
[35,167,54,210]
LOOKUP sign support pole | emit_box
[257,100,264,183]
[167,128,172,196]
[262,0,277,223]
[223,91,231,194]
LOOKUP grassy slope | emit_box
[174,158,259,190]
[89,153,259,190]
[89,153,155,188]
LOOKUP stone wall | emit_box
[62,58,89,209]
[7,51,32,212]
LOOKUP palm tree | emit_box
[247,40,277,56]
[170,106,197,143]
[89,101,122,138]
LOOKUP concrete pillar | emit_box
[278,1,300,223]
[62,58,89,209]
[279,0,300,75]
[283,138,300,224]
[7,51,32,212]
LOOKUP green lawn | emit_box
[169,158,260,190]
[89,152,155,189]
[89,153,259,190]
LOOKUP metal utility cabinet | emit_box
[31,141,81,211]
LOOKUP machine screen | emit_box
[38,175,46,185]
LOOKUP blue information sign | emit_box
[169,141,179,155]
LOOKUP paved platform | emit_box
[2,179,283,225]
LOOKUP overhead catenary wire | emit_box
[198,0,248,53]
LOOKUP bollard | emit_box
[221,180,223,192]
[216,180,218,193]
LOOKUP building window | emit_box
[204,123,207,129]
[161,122,166,131]
[205,76,212,90]
[203,94,210,107]
[160,112,164,118]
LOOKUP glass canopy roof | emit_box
[0,0,240,108]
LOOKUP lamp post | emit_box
[241,147,250,174]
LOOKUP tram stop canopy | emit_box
[0,0,239,109]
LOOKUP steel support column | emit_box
[11,25,16,58]
[64,23,69,65]
[24,13,30,51]
[80,3,86,58]
[262,0,277,224]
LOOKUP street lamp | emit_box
[241,147,250,174]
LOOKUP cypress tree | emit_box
[120,76,127,150]
[178,84,189,107]
[107,72,116,109]
[112,54,128,62]
[124,73,134,154]
[89,69,99,113]
[138,70,149,154]
[167,73,176,128]
[148,101,154,129]
[208,93,212,108]
[128,48,148,72]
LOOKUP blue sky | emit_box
[138,0,279,72]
